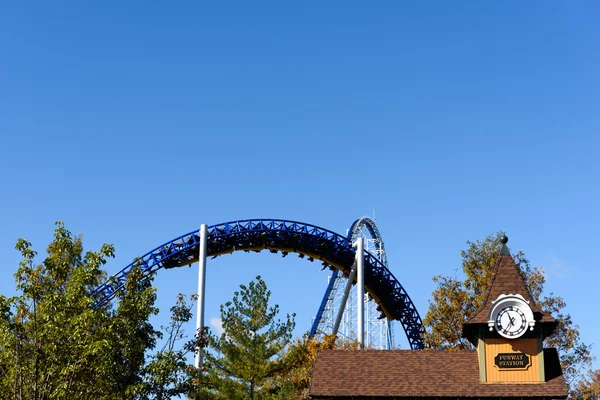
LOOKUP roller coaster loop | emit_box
[92,219,425,350]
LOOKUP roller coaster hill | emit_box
[92,217,426,350]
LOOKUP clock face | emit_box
[495,306,527,338]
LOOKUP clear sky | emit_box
[1,1,598,366]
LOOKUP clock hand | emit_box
[508,316,515,327]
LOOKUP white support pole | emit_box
[332,264,356,336]
[366,293,370,346]
[195,224,208,369]
[354,238,364,348]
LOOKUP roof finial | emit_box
[500,234,510,256]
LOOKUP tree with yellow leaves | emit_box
[423,231,594,393]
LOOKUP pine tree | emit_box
[195,276,295,400]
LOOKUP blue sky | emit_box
[0,1,598,366]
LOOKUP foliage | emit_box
[273,334,338,399]
[140,293,199,399]
[0,222,121,399]
[423,232,538,350]
[110,261,161,397]
[0,222,190,399]
[194,276,296,400]
[570,368,600,399]
[423,231,594,390]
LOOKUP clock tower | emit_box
[462,235,559,383]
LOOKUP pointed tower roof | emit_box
[462,236,557,344]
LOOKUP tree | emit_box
[570,368,600,399]
[108,262,161,398]
[423,231,594,392]
[0,222,175,399]
[195,276,296,400]
[140,293,199,399]
[272,334,338,399]
[0,222,121,399]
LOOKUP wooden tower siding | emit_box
[483,338,543,383]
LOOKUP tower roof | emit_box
[462,242,557,343]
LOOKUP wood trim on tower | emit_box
[478,336,487,383]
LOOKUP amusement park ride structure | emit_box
[310,216,394,349]
[92,218,425,365]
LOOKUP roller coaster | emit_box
[92,218,425,350]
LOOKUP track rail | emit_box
[92,219,425,349]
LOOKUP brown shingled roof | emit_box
[462,255,557,342]
[309,349,567,399]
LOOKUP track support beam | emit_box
[195,224,208,368]
[332,262,357,336]
[354,238,364,348]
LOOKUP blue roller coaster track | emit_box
[92,219,425,350]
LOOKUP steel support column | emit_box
[332,263,357,336]
[354,238,364,348]
[195,224,208,368]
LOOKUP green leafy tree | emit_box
[423,231,594,392]
[108,262,161,398]
[140,293,199,399]
[194,276,296,400]
[0,222,119,399]
[0,223,172,399]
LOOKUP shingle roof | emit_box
[309,349,567,399]
[462,254,557,342]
